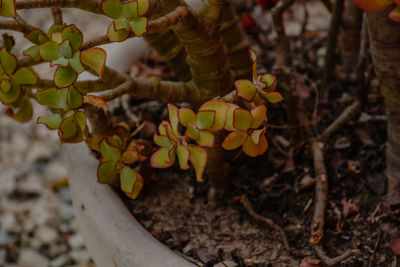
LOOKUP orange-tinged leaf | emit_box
[150,147,175,168]
[177,145,190,170]
[260,74,277,91]
[87,137,103,152]
[233,108,252,131]
[80,48,107,80]
[83,95,108,108]
[125,172,143,199]
[198,100,229,132]
[353,0,393,11]
[250,128,266,144]
[222,131,247,150]
[196,110,215,130]
[197,130,214,147]
[184,123,200,140]
[224,103,240,131]
[235,79,257,102]
[167,103,179,133]
[249,49,258,80]
[388,5,400,22]
[158,120,169,136]
[251,105,267,128]
[188,145,207,182]
[242,134,268,157]
[179,107,196,126]
[137,0,150,16]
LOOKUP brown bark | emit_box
[367,12,400,192]
[340,0,363,74]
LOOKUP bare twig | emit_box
[310,140,359,265]
[240,195,290,251]
[321,101,361,140]
[16,0,102,14]
[322,0,345,90]
[51,8,63,25]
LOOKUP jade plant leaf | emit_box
[83,95,108,108]
[23,45,41,62]
[54,66,78,88]
[80,48,107,79]
[0,83,20,105]
[150,147,175,168]
[12,67,38,85]
[124,173,143,199]
[137,0,150,16]
[120,167,137,193]
[233,108,252,131]
[264,92,283,104]
[101,0,124,19]
[123,1,139,20]
[196,110,215,130]
[62,25,83,51]
[235,79,257,102]
[37,113,63,130]
[353,0,393,11]
[58,111,87,143]
[39,41,60,61]
[100,139,121,161]
[36,87,68,110]
[0,48,17,75]
[97,160,119,184]
[5,96,33,122]
[107,22,130,42]
[129,17,148,36]
[222,131,247,150]
[0,0,16,17]
[389,5,400,22]
[177,145,190,170]
[188,145,207,182]
[242,132,268,157]
[69,51,85,73]
[198,100,229,132]
[24,29,48,45]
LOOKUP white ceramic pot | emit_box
[63,143,195,267]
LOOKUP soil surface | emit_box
[122,1,400,266]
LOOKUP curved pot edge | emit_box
[63,143,195,267]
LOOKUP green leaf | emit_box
[137,0,150,16]
[97,160,119,184]
[47,25,64,39]
[222,131,247,150]
[233,108,252,131]
[176,145,189,170]
[36,87,68,110]
[59,114,79,141]
[198,100,229,132]
[51,57,69,67]
[150,147,175,168]
[123,1,139,20]
[39,41,60,61]
[167,103,179,133]
[184,123,199,140]
[197,130,214,147]
[1,79,11,93]
[154,134,173,148]
[262,91,283,104]
[5,97,33,122]
[0,48,17,75]
[249,49,258,81]
[24,29,48,45]
[0,0,16,17]
[129,17,148,36]
[37,113,63,130]
[80,48,106,79]
[101,0,124,19]
[188,145,207,182]
[12,67,38,85]
[114,18,130,30]
[87,137,103,152]
[125,173,143,199]
[120,167,137,193]
[100,139,121,161]
[179,107,196,127]
[105,136,123,150]
[23,45,41,62]
[260,74,277,91]
[107,22,129,42]
[62,25,83,51]
[69,51,85,74]
[54,66,78,88]
[196,110,215,130]
[58,40,72,58]
[224,103,240,131]
[250,105,267,129]
[0,83,20,104]
[250,128,265,145]
[66,86,83,109]
[234,79,257,102]
[122,150,144,164]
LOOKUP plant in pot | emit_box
[1,0,400,266]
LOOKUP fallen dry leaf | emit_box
[83,95,108,108]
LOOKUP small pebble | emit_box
[70,249,91,263]
[35,225,58,244]
[68,234,85,249]
[18,249,50,267]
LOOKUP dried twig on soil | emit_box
[240,195,290,251]
[310,140,359,265]
[321,101,361,140]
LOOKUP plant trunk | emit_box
[367,12,400,192]
[340,0,363,75]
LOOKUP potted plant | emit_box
[1,0,399,266]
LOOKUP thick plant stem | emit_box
[367,12,400,192]
[340,0,363,75]
[322,0,345,90]
[219,1,252,79]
